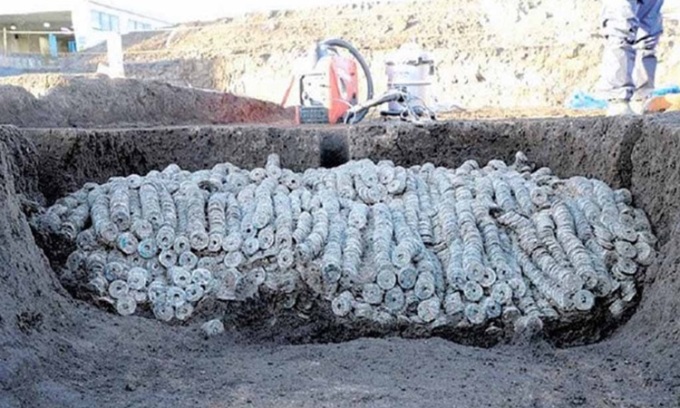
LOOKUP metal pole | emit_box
[3,27,7,56]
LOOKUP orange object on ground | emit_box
[296,55,359,124]
[327,55,359,124]
[645,94,680,113]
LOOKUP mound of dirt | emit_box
[0,75,293,128]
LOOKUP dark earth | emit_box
[1,112,680,407]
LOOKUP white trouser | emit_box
[600,0,664,101]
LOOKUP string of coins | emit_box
[38,153,656,333]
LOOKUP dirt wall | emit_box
[347,117,642,187]
[0,128,74,407]
[26,117,643,201]
[23,126,346,204]
[621,115,680,357]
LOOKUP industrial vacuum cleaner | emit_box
[283,38,437,125]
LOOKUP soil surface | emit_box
[0,75,293,128]
[1,115,679,407]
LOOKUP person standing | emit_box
[600,0,665,115]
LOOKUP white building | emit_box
[0,0,170,55]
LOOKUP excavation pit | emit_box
[2,115,679,407]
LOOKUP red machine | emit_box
[283,39,435,125]
[296,55,359,124]
[286,39,374,125]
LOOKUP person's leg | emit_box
[600,0,639,103]
[633,0,664,100]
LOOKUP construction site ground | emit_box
[0,73,602,126]
[35,0,680,114]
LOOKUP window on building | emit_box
[127,20,153,31]
[90,10,100,28]
[91,10,121,32]
[110,15,120,32]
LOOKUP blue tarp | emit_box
[566,91,608,110]
[567,85,680,110]
[652,85,680,97]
